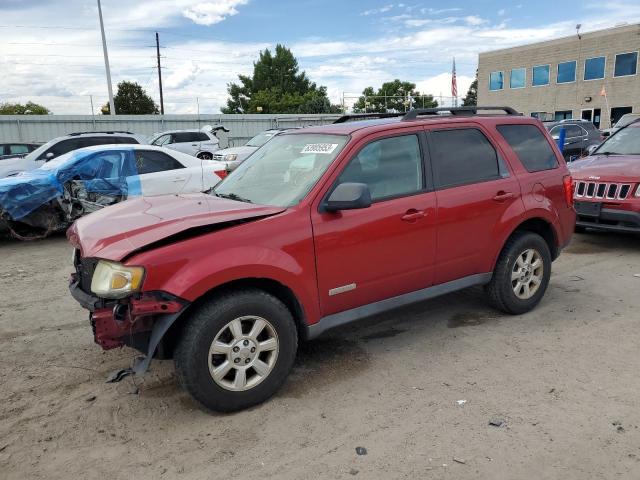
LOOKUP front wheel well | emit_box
[507,218,558,261]
[159,278,305,359]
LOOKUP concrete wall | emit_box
[0,113,342,148]
[478,23,640,128]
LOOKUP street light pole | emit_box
[97,0,115,115]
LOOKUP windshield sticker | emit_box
[301,143,338,154]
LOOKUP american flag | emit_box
[451,57,458,99]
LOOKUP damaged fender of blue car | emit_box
[0,147,142,231]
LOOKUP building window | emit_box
[554,110,573,121]
[531,112,552,121]
[611,106,633,126]
[489,71,504,91]
[584,56,606,80]
[532,65,550,86]
[557,60,576,83]
[614,52,638,77]
[509,68,526,89]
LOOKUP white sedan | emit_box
[0,144,229,238]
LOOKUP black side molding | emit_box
[304,272,493,340]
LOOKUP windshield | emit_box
[615,115,640,128]
[214,133,349,207]
[594,126,640,156]
[246,131,278,148]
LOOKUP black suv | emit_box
[544,119,602,161]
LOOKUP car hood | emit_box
[569,154,640,182]
[67,193,285,261]
[0,156,33,178]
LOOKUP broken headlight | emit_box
[90,260,145,299]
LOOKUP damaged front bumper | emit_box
[69,277,190,373]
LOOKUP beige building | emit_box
[478,23,640,128]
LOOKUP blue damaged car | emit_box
[0,144,229,239]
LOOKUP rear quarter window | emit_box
[497,124,558,172]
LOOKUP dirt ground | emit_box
[1,231,639,479]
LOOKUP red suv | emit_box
[68,107,576,412]
[570,119,640,233]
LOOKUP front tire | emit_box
[175,289,298,412]
[485,232,552,315]
[197,152,213,160]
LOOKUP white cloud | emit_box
[497,8,507,16]
[182,0,249,26]
[464,15,487,26]
[2,0,640,114]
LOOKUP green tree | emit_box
[101,81,158,114]
[462,70,478,107]
[352,79,437,113]
[222,44,339,114]
[0,101,50,115]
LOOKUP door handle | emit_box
[172,177,186,182]
[401,210,426,222]
[191,143,198,146]
[493,191,514,202]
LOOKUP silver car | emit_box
[212,128,294,170]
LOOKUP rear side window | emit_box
[174,132,198,143]
[114,136,139,144]
[83,137,120,147]
[497,125,558,172]
[430,128,501,189]
[194,132,210,142]
[135,150,184,174]
[337,134,423,201]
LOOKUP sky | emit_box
[1,0,639,114]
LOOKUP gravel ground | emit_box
[1,231,639,479]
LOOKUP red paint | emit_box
[70,114,575,350]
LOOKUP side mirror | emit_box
[324,182,372,212]
[45,152,55,161]
[586,145,598,156]
[601,131,611,138]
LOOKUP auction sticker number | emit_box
[301,143,338,154]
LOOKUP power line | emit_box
[1,53,154,58]
[6,41,156,48]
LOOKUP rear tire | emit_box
[574,225,587,234]
[174,289,298,412]
[485,231,552,315]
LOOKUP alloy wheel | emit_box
[511,248,544,300]
[207,316,279,391]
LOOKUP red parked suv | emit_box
[68,107,576,412]
[570,119,640,233]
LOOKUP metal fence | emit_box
[0,114,342,148]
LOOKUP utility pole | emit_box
[97,0,115,115]
[156,32,164,115]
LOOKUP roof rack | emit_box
[402,106,520,121]
[67,130,135,136]
[333,113,405,124]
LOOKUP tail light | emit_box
[214,170,228,180]
[563,175,574,207]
